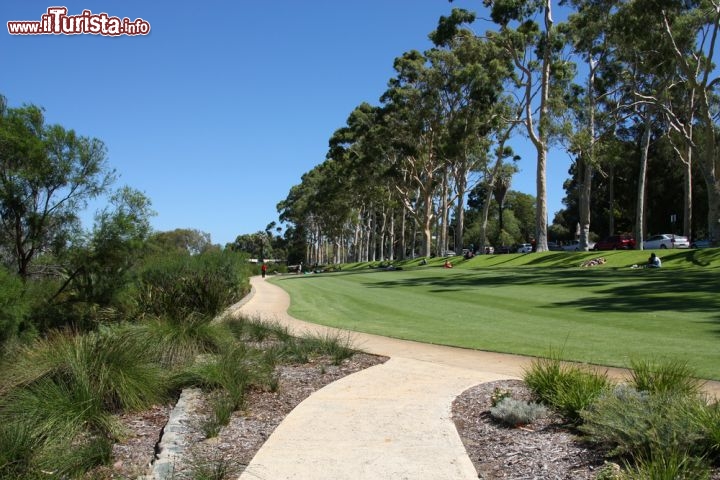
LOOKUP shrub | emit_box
[620,450,711,480]
[0,267,30,346]
[174,343,275,410]
[524,352,612,422]
[490,397,549,427]
[125,315,229,368]
[689,400,720,462]
[135,250,250,322]
[0,325,171,477]
[299,331,356,365]
[629,357,704,397]
[550,368,612,423]
[523,353,566,405]
[581,385,708,459]
[226,315,292,343]
[201,391,235,438]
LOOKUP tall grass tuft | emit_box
[620,450,711,480]
[524,351,612,422]
[124,315,229,368]
[523,352,566,405]
[0,325,169,476]
[581,385,708,459]
[175,343,276,411]
[629,357,704,397]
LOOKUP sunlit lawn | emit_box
[270,249,720,380]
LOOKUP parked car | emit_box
[561,240,596,251]
[593,234,636,250]
[483,246,495,254]
[496,245,513,254]
[517,243,533,253]
[691,238,712,249]
[643,234,690,250]
[547,242,564,251]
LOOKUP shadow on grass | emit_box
[362,267,720,331]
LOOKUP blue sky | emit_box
[2,1,573,246]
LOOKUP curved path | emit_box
[234,276,718,480]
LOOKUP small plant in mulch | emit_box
[490,386,513,407]
[489,397,549,427]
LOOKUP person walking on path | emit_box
[261,262,267,278]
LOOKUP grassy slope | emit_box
[271,249,720,380]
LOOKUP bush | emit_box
[550,368,613,423]
[135,250,250,322]
[629,357,704,397]
[523,353,566,405]
[620,450,711,480]
[490,397,549,427]
[124,315,229,369]
[581,385,708,460]
[0,267,31,346]
[0,325,171,477]
[174,343,275,410]
[524,352,612,422]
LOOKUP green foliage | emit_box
[523,353,566,404]
[619,450,711,480]
[629,357,704,397]
[186,449,243,480]
[524,353,612,422]
[550,368,613,423]
[201,391,235,439]
[0,101,115,278]
[0,267,29,344]
[136,250,249,322]
[0,421,38,479]
[149,228,214,255]
[580,385,708,459]
[489,397,549,426]
[124,315,228,369]
[226,315,292,343]
[174,343,275,411]
[297,332,356,365]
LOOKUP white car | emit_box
[643,234,690,249]
[516,243,533,253]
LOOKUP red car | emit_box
[593,234,636,250]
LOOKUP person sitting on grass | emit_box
[443,260,453,269]
[647,252,662,268]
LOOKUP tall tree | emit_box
[478,0,575,251]
[381,50,447,257]
[0,98,114,277]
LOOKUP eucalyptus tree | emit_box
[651,0,720,245]
[381,50,448,257]
[429,9,514,254]
[0,97,115,278]
[562,0,621,250]
[473,0,575,251]
[327,103,399,262]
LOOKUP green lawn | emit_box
[270,249,720,380]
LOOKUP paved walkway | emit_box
[234,276,719,480]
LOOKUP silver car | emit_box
[643,234,690,249]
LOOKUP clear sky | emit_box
[2,1,573,246]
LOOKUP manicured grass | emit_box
[271,249,720,380]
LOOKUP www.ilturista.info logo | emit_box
[7,7,151,36]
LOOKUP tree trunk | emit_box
[608,163,615,236]
[683,151,692,239]
[634,116,652,250]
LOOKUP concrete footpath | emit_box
[233,276,719,480]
